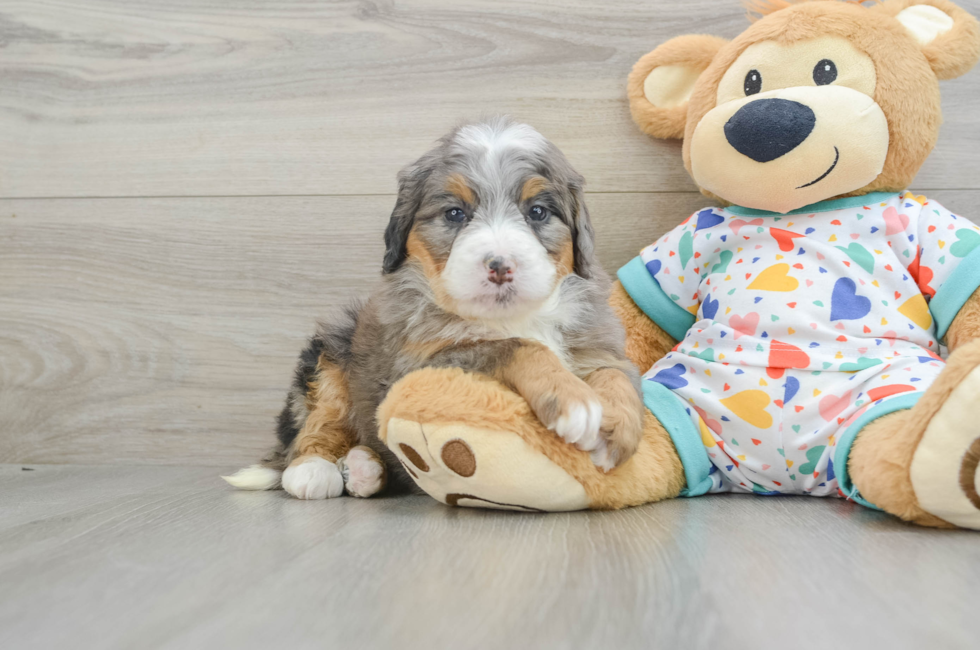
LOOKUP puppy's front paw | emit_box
[591,403,645,472]
[282,456,344,500]
[553,399,604,451]
[585,368,647,472]
[528,381,604,452]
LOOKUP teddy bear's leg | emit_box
[609,280,677,373]
[377,367,686,511]
[847,340,980,529]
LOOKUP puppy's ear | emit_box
[875,0,980,79]
[568,179,597,280]
[628,34,728,139]
[382,162,430,274]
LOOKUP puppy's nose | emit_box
[724,98,816,163]
[484,255,514,285]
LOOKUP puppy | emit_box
[224,118,645,499]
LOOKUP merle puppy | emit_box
[224,118,645,499]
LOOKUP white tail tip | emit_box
[221,465,282,490]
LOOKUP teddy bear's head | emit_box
[629,0,980,214]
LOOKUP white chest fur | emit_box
[475,287,572,368]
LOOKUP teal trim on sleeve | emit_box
[642,380,714,497]
[617,256,696,342]
[834,391,923,511]
[930,244,980,341]
[726,192,896,218]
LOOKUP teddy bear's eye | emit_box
[743,69,762,96]
[813,59,838,86]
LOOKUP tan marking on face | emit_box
[406,229,446,276]
[406,228,448,279]
[445,173,475,205]
[520,176,549,203]
[291,357,355,463]
[407,228,458,312]
[552,238,575,281]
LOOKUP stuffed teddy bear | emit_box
[377,0,980,529]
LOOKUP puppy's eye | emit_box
[445,207,467,223]
[528,205,549,222]
[813,59,837,86]
[744,69,762,96]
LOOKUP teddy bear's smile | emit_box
[797,145,839,189]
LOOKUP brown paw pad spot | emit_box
[961,438,980,510]
[441,439,476,477]
[398,443,429,473]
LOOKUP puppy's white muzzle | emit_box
[443,219,556,319]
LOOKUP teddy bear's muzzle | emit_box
[690,85,888,214]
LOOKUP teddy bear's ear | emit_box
[628,35,728,140]
[875,0,980,80]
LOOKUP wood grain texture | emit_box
[1,464,979,650]
[1,0,979,198]
[0,191,710,465]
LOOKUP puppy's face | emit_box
[383,120,596,320]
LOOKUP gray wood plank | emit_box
[3,190,979,465]
[0,464,978,650]
[1,0,978,198]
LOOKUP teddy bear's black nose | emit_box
[724,98,816,163]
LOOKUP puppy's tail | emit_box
[221,464,282,490]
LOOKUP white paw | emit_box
[551,401,603,452]
[589,441,617,473]
[281,457,344,500]
[341,448,386,498]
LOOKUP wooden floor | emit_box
[2,464,979,650]
[2,0,979,467]
[4,1,980,647]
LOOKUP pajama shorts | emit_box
[641,334,941,507]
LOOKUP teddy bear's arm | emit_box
[943,288,980,351]
[610,280,677,373]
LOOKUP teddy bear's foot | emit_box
[386,417,590,511]
[377,366,686,511]
[909,365,980,529]
[850,341,980,529]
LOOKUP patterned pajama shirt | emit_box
[617,192,980,507]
